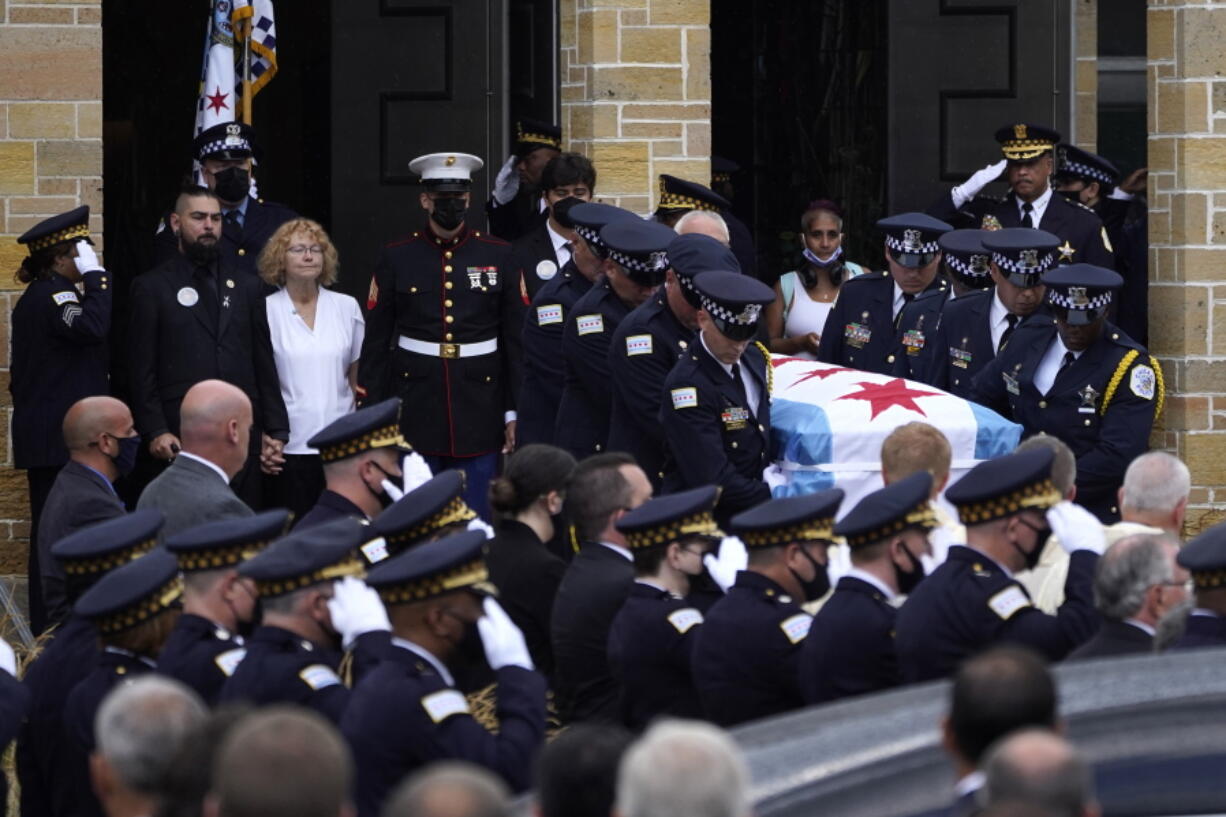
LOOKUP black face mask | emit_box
[109,433,141,478]
[213,166,251,203]
[1014,519,1051,571]
[183,233,220,267]
[791,545,831,602]
[431,198,468,231]
[367,463,398,510]
[893,541,926,595]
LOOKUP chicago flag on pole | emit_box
[195,0,237,136]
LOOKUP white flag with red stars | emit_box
[194,0,237,136]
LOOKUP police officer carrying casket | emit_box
[971,264,1161,522]
[358,152,524,519]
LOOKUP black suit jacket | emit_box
[485,519,567,680]
[510,222,562,302]
[153,197,299,278]
[1066,617,1152,661]
[549,542,634,724]
[128,254,288,441]
[37,460,125,627]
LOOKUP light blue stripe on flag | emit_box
[770,398,836,497]
[968,401,1023,460]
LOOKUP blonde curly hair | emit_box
[258,217,340,288]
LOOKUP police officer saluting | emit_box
[799,472,937,705]
[607,486,722,730]
[554,218,675,459]
[972,264,1161,521]
[342,529,546,815]
[818,213,950,375]
[927,228,1060,398]
[159,510,291,704]
[895,448,1103,682]
[154,122,298,277]
[610,234,739,488]
[358,152,523,518]
[691,489,843,727]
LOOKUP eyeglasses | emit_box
[287,245,324,256]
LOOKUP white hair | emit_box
[95,675,206,796]
[616,720,749,817]
[674,210,731,245]
[1121,451,1190,513]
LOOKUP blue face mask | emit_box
[110,433,142,477]
[802,245,843,268]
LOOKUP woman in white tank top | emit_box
[763,201,867,360]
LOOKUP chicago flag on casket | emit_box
[767,357,1022,511]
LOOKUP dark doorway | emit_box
[711,0,890,282]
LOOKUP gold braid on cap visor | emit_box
[62,537,157,577]
[253,555,365,598]
[624,512,723,550]
[738,520,838,548]
[954,479,1062,525]
[375,559,494,605]
[842,503,940,548]
[94,575,184,635]
[318,424,411,463]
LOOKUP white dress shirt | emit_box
[177,451,229,484]
[843,567,897,602]
[546,220,573,268]
[892,282,907,319]
[392,637,455,686]
[700,331,761,417]
[1017,185,1053,227]
[989,290,1013,353]
[1032,335,1081,396]
[599,541,633,561]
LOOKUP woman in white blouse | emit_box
[258,218,364,518]
[764,200,868,360]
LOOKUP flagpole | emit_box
[241,20,253,125]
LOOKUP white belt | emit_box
[398,336,498,359]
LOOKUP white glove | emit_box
[468,517,495,539]
[400,452,433,493]
[491,155,520,205]
[327,576,391,649]
[704,536,748,593]
[0,636,15,677]
[380,478,404,503]
[1109,187,1135,201]
[73,239,103,275]
[952,159,1008,208]
[1046,501,1106,556]
[477,597,533,671]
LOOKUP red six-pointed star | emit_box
[835,378,942,420]
[770,357,854,385]
[206,86,230,114]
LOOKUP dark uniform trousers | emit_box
[295,489,368,531]
[0,668,30,817]
[358,225,523,516]
[691,571,811,727]
[157,613,248,706]
[17,616,98,817]
[1170,614,1226,651]
[153,197,299,278]
[217,625,350,724]
[608,291,696,487]
[517,263,593,448]
[927,189,1115,269]
[659,341,772,526]
[342,645,547,817]
[10,268,111,634]
[971,319,1159,521]
[894,546,1099,683]
[1066,618,1153,661]
[925,289,1000,399]
[607,582,706,731]
[62,649,154,817]
[890,287,950,383]
[554,278,634,459]
[817,270,947,375]
[799,576,900,705]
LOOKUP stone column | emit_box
[1073,0,1097,151]
[0,2,102,576]
[560,0,711,213]
[1147,1,1226,531]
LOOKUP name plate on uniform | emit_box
[902,329,926,355]
[1003,372,1020,395]
[721,406,750,430]
[844,322,871,348]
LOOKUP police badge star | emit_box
[903,229,922,253]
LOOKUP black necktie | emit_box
[999,313,1020,351]
[1021,202,1034,229]
[193,264,219,325]
[894,292,914,328]
[224,209,241,227]
[1057,350,1077,377]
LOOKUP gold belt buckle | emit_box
[439,342,461,359]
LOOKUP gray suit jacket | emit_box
[137,454,253,540]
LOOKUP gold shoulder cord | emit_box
[1100,350,1165,421]
[754,342,773,397]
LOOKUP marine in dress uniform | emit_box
[62,548,182,817]
[799,473,938,705]
[486,118,562,242]
[971,265,1162,521]
[19,511,162,817]
[343,530,547,814]
[152,122,298,277]
[296,398,416,531]
[609,234,738,486]
[159,510,291,704]
[358,152,523,519]
[607,486,722,730]
[817,212,951,376]
[10,206,111,634]
[927,228,1060,399]
[1170,523,1226,650]
[927,123,1114,270]
[518,202,635,448]
[660,271,777,525]
[219,517,380,723]
[654,174,758,281]
[554,218,674,459]
[894,448,1100,682]
[691,490,843,727]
